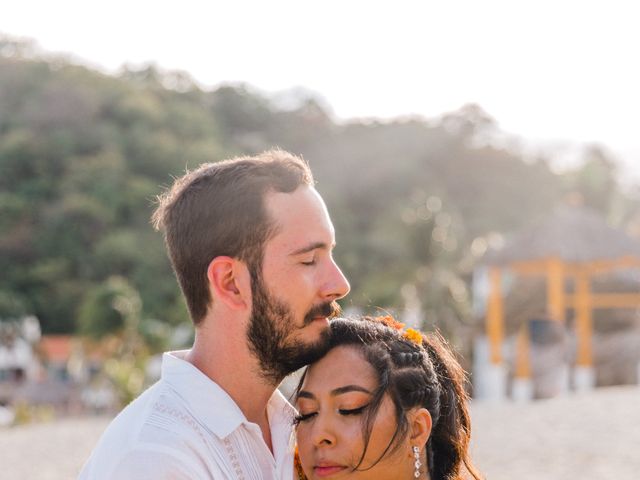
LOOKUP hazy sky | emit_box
[3,0,640,178]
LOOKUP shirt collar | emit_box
[160,350,296,441]
[268,388,297,462]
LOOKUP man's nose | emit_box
[323,258,350,302]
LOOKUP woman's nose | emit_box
[311,414,337,447]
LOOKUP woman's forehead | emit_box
[303,345,377,393]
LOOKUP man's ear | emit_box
[409,407,432,448]
[206,256,251,310]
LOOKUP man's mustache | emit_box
[303,301,341,326]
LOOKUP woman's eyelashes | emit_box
[338,404,370,416]
[294,411,317,424]
[294,404,370,424]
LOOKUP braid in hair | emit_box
[388,334,442,477]
[422,333,483,480]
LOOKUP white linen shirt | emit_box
[78,351,296,480]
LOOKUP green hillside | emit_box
[0,39,631,341]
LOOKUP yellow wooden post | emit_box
[567,292,640,308]
[575,272,593,367]
[514,322,532,378]
[487,267,504,364]
[547,258,566,322]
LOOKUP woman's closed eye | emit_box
[294,412,317,424]
[339,404,370,416]
[294,404,370,425]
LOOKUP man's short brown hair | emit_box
[152,149,314,324]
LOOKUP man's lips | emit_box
[304,301,340,326]
[313,463,348,477]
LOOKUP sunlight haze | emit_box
[3,0,639,177]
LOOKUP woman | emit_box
[294,316,482,480]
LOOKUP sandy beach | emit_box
[470,385,640,479]
[2,385,639,479]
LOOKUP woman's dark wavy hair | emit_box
[296,316,482,480]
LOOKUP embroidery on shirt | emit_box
[153,402,208,445]
[223,437,245,480]
[153,401,248,479]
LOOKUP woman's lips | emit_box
[313,464,347,477]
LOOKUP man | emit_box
[79,150,350,479]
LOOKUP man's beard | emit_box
[246,272,340,385]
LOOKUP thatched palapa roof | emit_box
[483,205,640,265]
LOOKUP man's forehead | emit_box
[265,185,324,208]
[265,187,332,225]
[263,187,336,251]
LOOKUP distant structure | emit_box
[473,204,640,401]
[0,316,115,423]
[0,316,41,384]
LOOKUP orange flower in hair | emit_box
[403,328,423,345]
[376,315,405,331]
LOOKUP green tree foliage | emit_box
[1,38,635,339]
[0,50,212,332]
[78,276,134,340]
[567,145,619,215]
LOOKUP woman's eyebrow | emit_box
[296,385,372,401]
[297,390,315,400]
[331,385,372,396]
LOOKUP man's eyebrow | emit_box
[289,241,335,256]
